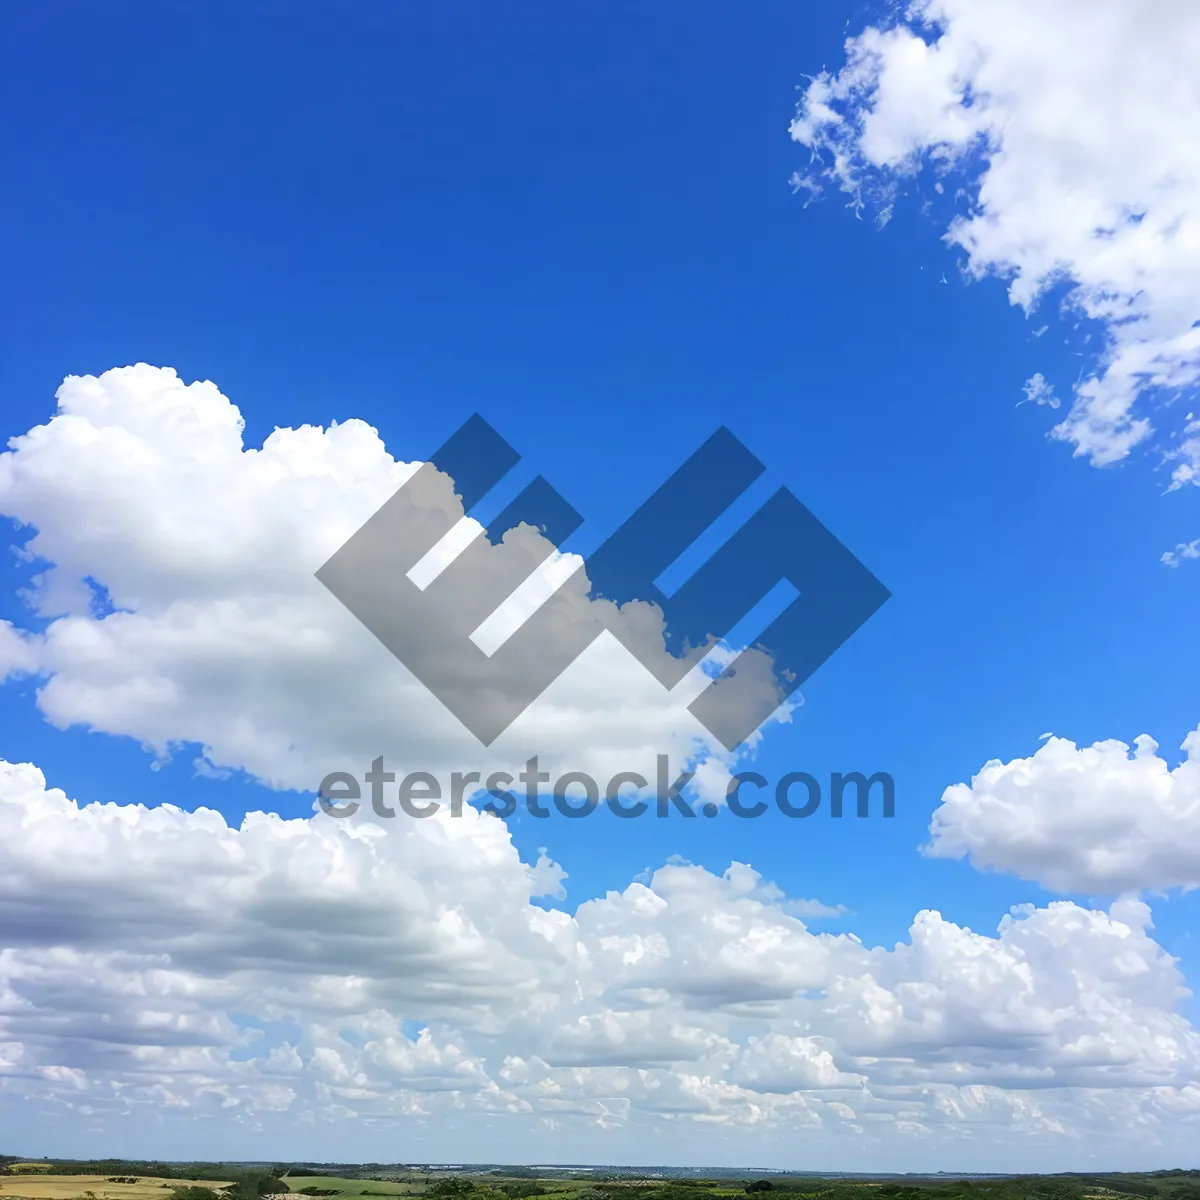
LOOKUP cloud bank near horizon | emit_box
[1,757,1199,1162]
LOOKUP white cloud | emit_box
[926,727,1200,893]
[2,758,1200,1160]
[1162,538,1200,567]
[791,0,1200,483]
[0,620,37,677]
[1018,374,1060,411]
[0,364,787,799]
[732,1034,862,1093]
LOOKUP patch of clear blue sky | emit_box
[1,0,1198,1006]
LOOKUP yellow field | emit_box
[0,1177,232,1200]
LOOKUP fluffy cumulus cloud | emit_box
[2,760,1200,1160]
[0,365,786,801]
[927,728,1200,895]
[791,0,1200,500]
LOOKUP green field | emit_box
[284,1179,412,1199]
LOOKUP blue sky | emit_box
[1,0,1199,1171]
